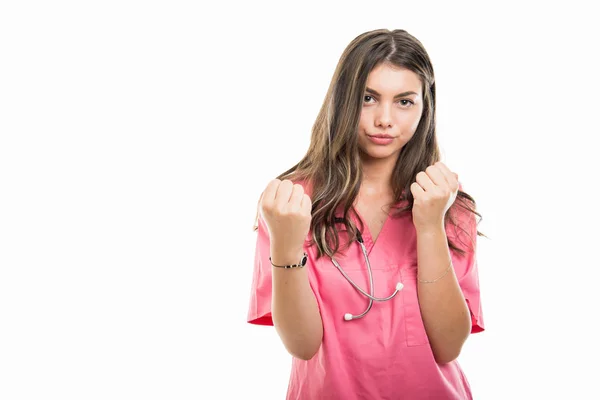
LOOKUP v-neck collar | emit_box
[350,206,391,257]
[334,196,407,257]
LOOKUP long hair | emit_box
[253,29,486,260]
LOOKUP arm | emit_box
[416,225,471,364]
[270,244,323,361]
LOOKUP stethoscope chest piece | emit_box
[330,221,404,321]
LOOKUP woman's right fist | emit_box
[259,179,312,261]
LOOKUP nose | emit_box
[375,103,393,128]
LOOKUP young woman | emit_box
[247,29,485,399]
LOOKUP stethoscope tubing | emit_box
[330,220,403,321]
[330,240,403,302]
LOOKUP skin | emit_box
[357,61,424,195]
[261,62,471,363]
[357,62,472,364]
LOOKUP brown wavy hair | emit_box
[253,28,486,260]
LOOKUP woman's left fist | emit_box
[410,161,459,231]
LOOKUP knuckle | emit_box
[261,200,273,211]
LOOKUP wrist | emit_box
[270,247,305,266]
[415,222,445,236]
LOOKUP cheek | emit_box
[358,110,369,128]
[408,117,420,132]
[404,110,423,132]
[358,117,370,133]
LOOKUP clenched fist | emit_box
[410,161,459,232]
[259,179,312,264]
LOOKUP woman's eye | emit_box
[363,96,414,108]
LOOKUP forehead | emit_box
[366,63,422,95]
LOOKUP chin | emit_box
[360,148,398,160]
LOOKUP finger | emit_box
[288,184,305,212]
[300,193,312,216]
[410,181,425,197]
[416,171,435,191]
[435,161,458,185]
[261,179,281,206]
[425,164,447,187]
[274,179,294,207]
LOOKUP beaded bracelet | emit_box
[418,261,453,284]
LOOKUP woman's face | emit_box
[357,63,424,161]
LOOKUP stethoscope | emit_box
[331,217,404,321]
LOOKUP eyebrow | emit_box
[365,87,419,98]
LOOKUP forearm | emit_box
[270,244,323,361]
[416,225,471,364]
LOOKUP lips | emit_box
[367,135,394,145]
[368,134,394,139]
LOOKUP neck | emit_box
[359,155,396,197]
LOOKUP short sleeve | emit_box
[448,189,485,334]
[247,213,274,326]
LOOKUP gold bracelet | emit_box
[418,261,453,284]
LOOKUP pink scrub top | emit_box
[247,181,484,399]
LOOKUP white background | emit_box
[1,1,598,399]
